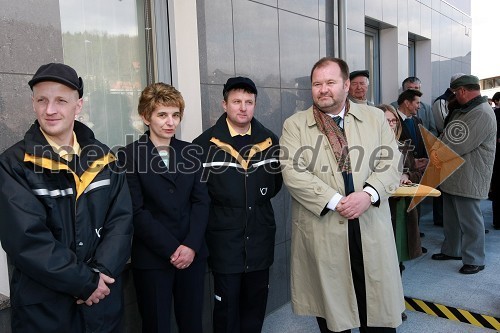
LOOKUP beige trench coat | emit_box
[280,103,405,332]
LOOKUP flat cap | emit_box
[28,63,84,98]
[450,74,479,89]
[223,76,257,96]
[349,70,369,80]
[450,73,465,85]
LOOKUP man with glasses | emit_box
[430,75,496,274]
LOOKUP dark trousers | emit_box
[133,258,206,333]
[213,269,269,333]
[433,195,443,226]
[11,277,123,333]
[316,219,396,333]
[492,186,499,227]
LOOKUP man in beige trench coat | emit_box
[280,57,405,333]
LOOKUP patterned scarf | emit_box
[313,102,352,174]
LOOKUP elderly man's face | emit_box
[349,76,369,100]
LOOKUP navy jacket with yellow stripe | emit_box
[0,120,133,307]
[193,114,282,274]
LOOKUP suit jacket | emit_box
[391,100,437,136]
[397,113,427,159]
[118,133,210,269]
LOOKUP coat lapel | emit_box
[140,134,178,185]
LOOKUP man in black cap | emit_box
[430,74,496,274]
[193,76,282,333]
[0,63,133,332]
[348,70,374,105]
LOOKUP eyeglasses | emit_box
[387,119,398,124]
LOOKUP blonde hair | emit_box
[376,104,401,140]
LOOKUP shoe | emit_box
[431,253,462,260]
[459,264,485,274]
[421,247,428,253]
[485,229,490,234]
[420,232,425,237]
[402,312,407,321]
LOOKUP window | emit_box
[59,0,152,148]
[365,26,380,104]
[408,39,416,76]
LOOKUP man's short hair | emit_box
[397,89,423,106]
[402,76,421,89]
[492,92,500,102]
[310,57,349,82]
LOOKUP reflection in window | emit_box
[59,0,148,149]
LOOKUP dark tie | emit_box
[404,117,417,145]
[333,115,342,129]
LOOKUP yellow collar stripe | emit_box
[23,153,116,200]
[76,154,115,199]
[209,137,272,170]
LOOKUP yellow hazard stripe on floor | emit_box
[404,296,500,330]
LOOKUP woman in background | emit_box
[378,103,423,321]
[378,104,423,266]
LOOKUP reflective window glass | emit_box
[59,0,148,148]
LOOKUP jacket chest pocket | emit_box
[30,181,75,240]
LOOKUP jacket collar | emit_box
[23,121,115,199]
[211,113,270,144]
[458,95,488,113]
[137,132,179,183]
[24,120,106,159]
[306,100,365,127]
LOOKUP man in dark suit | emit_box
[395,89,428,172]
[391,76,437,137]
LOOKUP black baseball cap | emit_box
[28,63,84,98]
[223,76,257,96]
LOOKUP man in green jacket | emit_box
[431,74,497,274]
